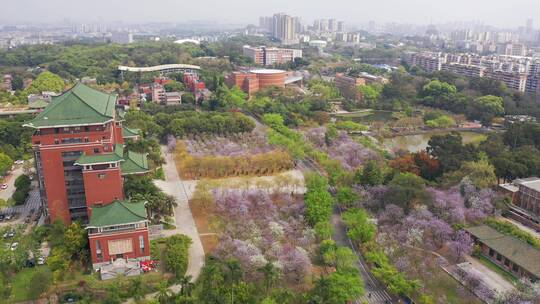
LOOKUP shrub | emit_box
[163,235,192,278]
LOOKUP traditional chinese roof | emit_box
[465,225,540,278]
[121,151,149,175]
[88,200,148,227]
[75,144,124,166]
[24,82,117,128]
[122,125,140,139]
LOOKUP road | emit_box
[0,166,23,201]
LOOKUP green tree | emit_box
[384,173,429,213]
[314,270,365,304]
[357,84,381,106]
[356,160,384,186]
[164,81,185,92]
[258,262,280,295]
[0,152,13,176]
[27,267,52,299]
[25,71,65,94]
[343,208,376,244]
[443,156,497,188]
[467,95,504,126]
[427,132,477,173]
[336,187,359,208]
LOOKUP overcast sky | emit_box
[1,0,538,28]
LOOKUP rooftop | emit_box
[465,225,540,278]
[515,177,540,192]
[250,69,286,74]
[118,64,200,73]
[88,200,148,228]
[24,82,116,128]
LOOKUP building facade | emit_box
[87,200,150,268]
[225,69,286,95]
[466,225,540,281]
[24,83,149,225]
[243,45,302,66]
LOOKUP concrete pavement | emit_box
[154,146,205,281]
[0,166,23,201]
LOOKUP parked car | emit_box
[14,160,24,165]
[10,242,18,251]
[37,256,45,265]
[0,184,7,190]
[3,231,15,239]
[0,215,4,221]
[4,214,12,220]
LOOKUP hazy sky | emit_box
[1,0,538,28]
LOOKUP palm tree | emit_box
[179,275,194,297]
[258,262,281,295]
[157,281,171,304]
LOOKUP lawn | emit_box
[477,255,519,284]
[9,266,51,303]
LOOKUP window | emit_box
[84,137,89,142]
[94,148,100,153]
[513,264,519,272]
[96,240,102,259]
[98,173,106,179]
[85,126,90,132]
[104,145,109,151]
[54,128,59,134]
[54,139,59,145]
[139,235,145,252]
[496,253,502,261]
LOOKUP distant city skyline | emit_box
[1,0,538,29]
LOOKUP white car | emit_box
[10,242,18,251]
[14,160,24,165]
[0,184,7,190]
[37,256,45,265]
[3,231,14,239]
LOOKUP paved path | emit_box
[0,166,23,201]
[463,255,515,294]
[154,146,205,281]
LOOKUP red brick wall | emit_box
[83,168,124,207]
[88,228,150,264]
[32,121,124,224]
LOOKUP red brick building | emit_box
[225,69,286,95]
[24,83,150,267]
[87,200,150,268]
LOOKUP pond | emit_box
[381,131,487,153]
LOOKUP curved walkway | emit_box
[154,146,205,281]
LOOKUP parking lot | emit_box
[0,187,43,228]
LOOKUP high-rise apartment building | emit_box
[272,13,297,44]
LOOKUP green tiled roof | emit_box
[122,125,140,138]
[465,225,540,278]
[88,200,148,227]
[121,151,149,175]
[24,83,117,128]
[75,144,124,165]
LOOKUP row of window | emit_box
[488,248,520,272]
